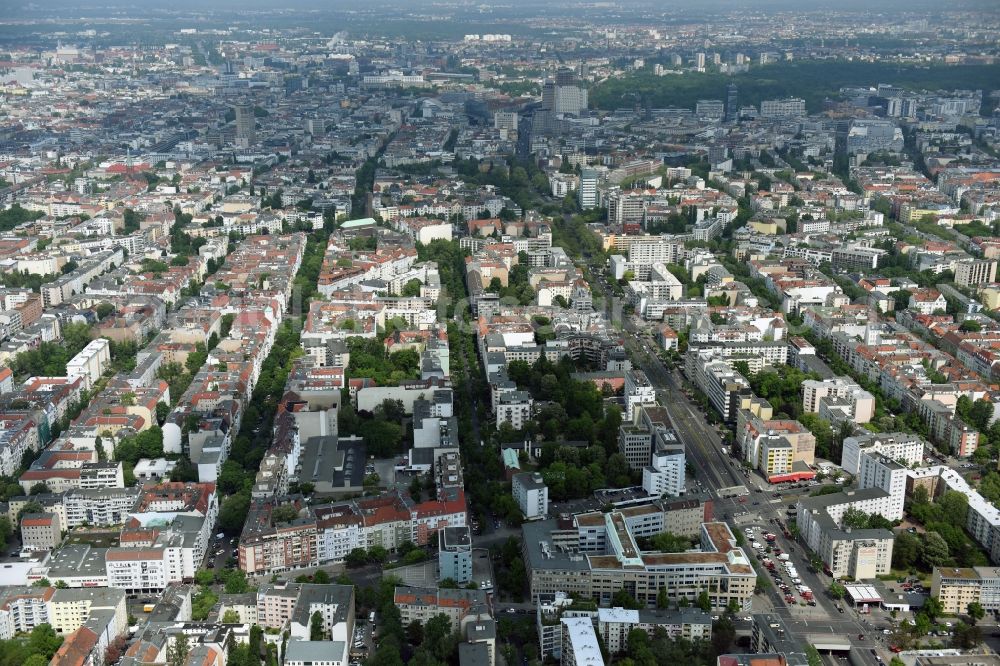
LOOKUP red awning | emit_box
[767,470,817,484]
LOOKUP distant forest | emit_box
[589,60,1000,114]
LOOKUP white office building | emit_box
[642,432,685,498]
[624,368,656,420]
[578,169,599,210]
[759,98,806,118]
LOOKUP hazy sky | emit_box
[11,0,1000,10]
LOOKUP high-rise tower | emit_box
[232,102,256,148]
[726,83,739,122]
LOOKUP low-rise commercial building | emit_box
[931,566,1000,614]
[524,519,755,611]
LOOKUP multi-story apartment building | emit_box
[78,461,124,489]
[797,453,905,578]
[800,452,906,528]
[496,390,533,430]
[908,466,1000,564]
[256,581,355,650]
[812,517,893,580]
[0,586,52,639]
[65,338,111,391]
[393,586,491,633]
[313,504,365,564]
[256,581,301,630]
[239,499,319,576]
[0,413,42,479]
[840,432,924,476]
[244,481,467,575]
[62,488,140,527]
[47,586,128,641]
[606,190,645,228]
[801,376,875,424]
[18,458,124,495]
[736,415,816,483]
[535,594,596,660]
[103,515,206,593]
[24,586,129,666]
[597,607,712,653]
[685,354,752,422]
[954,259,998,288]
[512,472,549,520]
[908,288,948,315]
[619,235,686,267]
[20,512,61,550]
[462,620,497,666]
[856,453,908,518]
[562,617,605,666]
[104,547,177,594]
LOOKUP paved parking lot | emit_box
[594,486,646,504]
[371,459,398,488]
[205,534,238,569]
[393,560,437,587]
[349,619,375,665]
[391,548,495,593]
